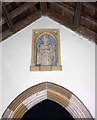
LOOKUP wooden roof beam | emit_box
[14,10,42,32]
[76,25,96,43]
[82,14,97,25]
[83,2,97,11]
[10,2,37,19]
[73,2,83,30]
[2,2,15,33]
[54,3,74,16]
[0,2,2,18]
[4,2,12,6]
[47,9,73,29]
[40,2,48,15]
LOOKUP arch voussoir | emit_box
[2,82,93,119]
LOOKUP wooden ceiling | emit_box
[0,2,97,43]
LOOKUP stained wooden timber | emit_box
[14,10,42,32]
[76,25,96,42]
[0,2,97,43]
[83,2,97,12]
[47,9,73,29]
[2,3,15,33]
[2,28,13,41]
[54,3,74,16]
[49,3,74,24]
[4,2,11,6]
[40,2,48,15]
[73,2,83,30]
[80,16,97,33]
[10,2,37,19]
[60,2,76,11]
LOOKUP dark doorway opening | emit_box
[21,99,74,120]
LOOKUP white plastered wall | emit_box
[0,16,95,118]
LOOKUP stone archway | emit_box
[2,82,93,119]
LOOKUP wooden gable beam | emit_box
[4,2,11,6]
[0,2,2,18]
[0,2,2,25]
[14,10,42,32]
[83,2,97,11]
[10,2,37,19]
[73,2,83,30]
[40,2,48,15]
[2,2,15,33]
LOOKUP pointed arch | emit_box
[2,82,93,119]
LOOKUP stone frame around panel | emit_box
[30,29,62,71]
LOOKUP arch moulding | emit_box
[2,82,93,119]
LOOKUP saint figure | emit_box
[36,34,56,66]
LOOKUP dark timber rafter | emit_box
[0,2,96,43]
[40,2,48,15]
[73,2,83,30]
[2,2,15,33]
[10,2,37,19]
[83,2,97,11]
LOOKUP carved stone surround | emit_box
[30,29,62,71]
[2,82,93,119]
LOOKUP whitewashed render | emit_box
[0,16,95,118]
